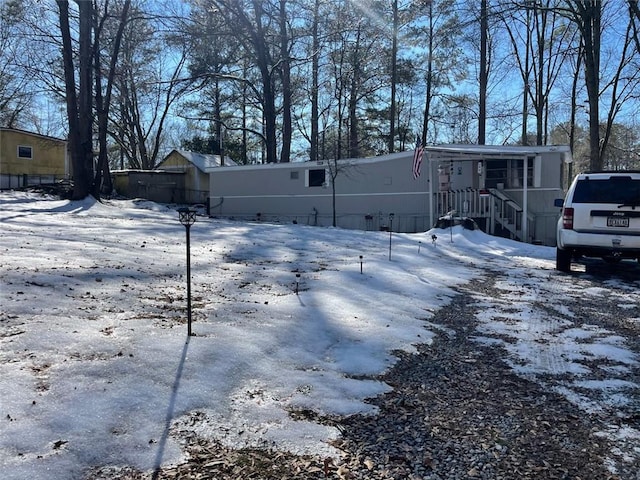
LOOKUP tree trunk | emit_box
[78,0,94,196]
[250,1,278,164]
[348,29,361,159]
[242,61,248,164]
[261,66,278,163]
[389,0,398,153]
[478,0,488,145]
[563,1,602,170]
[93,0,130,198]
[215,77,224,163]
[629,0,640,54]
[535,4,545,146]
[582,2,602,171]
[57,1,82,195]
[57,0,94,200]
[310,0,320,162]
[569,50,580,184]
[279,0,291,163]
[421,1,433,146]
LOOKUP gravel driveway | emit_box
[94,259,640,480]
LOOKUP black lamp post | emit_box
[388,213,395,260]
[178,207,197,336]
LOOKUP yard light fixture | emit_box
[446,209,456,243]
[388,213,395,261]
[178,207,197,336]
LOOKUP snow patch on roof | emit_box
[173,150,237,171]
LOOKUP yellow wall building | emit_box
[0,128,69,189]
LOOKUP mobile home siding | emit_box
[209,152,433,231]
[208,145,571,243]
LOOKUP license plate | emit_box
[607,217,629,227]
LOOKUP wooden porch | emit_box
[435,188,536,243]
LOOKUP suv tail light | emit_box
[562,207,574,229]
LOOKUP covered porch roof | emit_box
[424,144,573,163]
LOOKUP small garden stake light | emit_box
[388,213,395,261]
[447,210,456,243]
[178,207,197,336]
[359,255,363,274]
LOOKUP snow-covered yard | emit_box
[1,191,638,479]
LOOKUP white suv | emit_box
[555,172,640,272]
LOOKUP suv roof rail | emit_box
[582,170,640,174]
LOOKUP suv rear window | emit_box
[572,176,640,204]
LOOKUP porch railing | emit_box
[435,188,535,242]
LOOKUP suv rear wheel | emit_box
[556,247,572,272]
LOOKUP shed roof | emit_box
[161,149,237,172]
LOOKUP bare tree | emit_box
[479,0,488,144]
[629,0,640,54]
[324,157,355,227]
[110,5,191,170]
[57,0,133,199]
[325,0,387,159]
[559,0,639,171]
[499,1,576,145]
[294,0,340,162]
[558,1,602,170]
[598,15,640,169]
[183,1,253,164]
[389,0,399,153]
[0,1,36,128]
[414,0,464,145]
[309,0,321,162]
[93,0,131,195]
[58,0,94,199]
[210,0,285,164]
[278,0,293,162]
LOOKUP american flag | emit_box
[412,135,424,179]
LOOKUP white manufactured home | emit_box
[207,144,572,246]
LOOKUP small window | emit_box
[18,145,32,159]
[290,171,299,180]
[308,169,326,187]
[485,159,532,189]
[485,159,508,188]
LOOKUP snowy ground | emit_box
[1,191,638,479]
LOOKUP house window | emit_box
[290,171,299,180]
[307,168,326,187]
[485,159,532,189]
[512,158,534,188]
[485,159,507,188]
[18,145,32,159]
